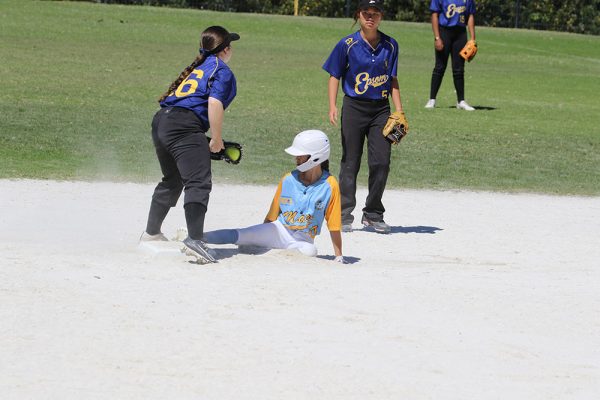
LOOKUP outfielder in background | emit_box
[425,0,477,110]
[141,25,240,264]
[323,0,405,234]
[203,130,346,264]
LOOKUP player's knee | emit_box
[169,186,184,205]
[369,158,390,171]
[156,179,184,204]
[290,242,317,257]
[182,187,210,208]
[340,159,361,174]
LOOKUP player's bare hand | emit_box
[329,107,338,126]
[434,38,444,51]
[209,137,225,153]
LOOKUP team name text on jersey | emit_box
[354,72,389,95]
[446,4,466,18]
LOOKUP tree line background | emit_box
[80,0,600,34]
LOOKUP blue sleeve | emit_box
[429,0,442,13]
[322,39,347,79]
[391,39,399,78]
[468,0,476,15]
[209,67,237,109]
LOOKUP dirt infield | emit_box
[1,179,599,399]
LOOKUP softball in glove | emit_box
[207,137,243,165]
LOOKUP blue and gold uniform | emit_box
[143,26,240,245]
[323,31,398,101]
[428,0,477,105]
[322,25,400,227]
[266,170,342,240]
[160,55,237,132]
[202,169,341,257]
[202,130,344,260]
[151,53,237,214]
[430,0,476,28]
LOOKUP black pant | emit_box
[339,96,391,224]
[429,25,467,102]
[145,107,212,239]
[150,106,212,210]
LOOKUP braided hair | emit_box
[158,26,231,103]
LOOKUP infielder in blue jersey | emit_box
[141,26,240,264]
[322,0,405,234]
[425,0,477,110]
[203,130,346,263]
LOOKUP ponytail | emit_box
[158,54,206,103]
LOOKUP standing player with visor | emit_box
[323,0,405,234]
[425,0,477,110]
[141,25,240,264]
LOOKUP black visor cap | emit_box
[208,33,240,55]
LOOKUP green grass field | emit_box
[1,0,599,194]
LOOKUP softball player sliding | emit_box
[323,0,404,234]
[425,0,477,110]
[141,25,240,264]
[203,130,346,263]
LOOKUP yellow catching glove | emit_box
[382,111,409,145]
[460,39,478,62]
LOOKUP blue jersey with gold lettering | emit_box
[322,31,398,101]
[430,0,476,27]
[160,55,237,131]
[265,170,342,239]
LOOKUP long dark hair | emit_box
[158,26,231,103]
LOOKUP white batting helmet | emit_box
[285,130,331,172]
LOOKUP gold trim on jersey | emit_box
[384,39,395,54]
[207,57,219,86]
[346,39,359,55]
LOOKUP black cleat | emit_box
[361,215,391,234]
[182,237,217,264]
